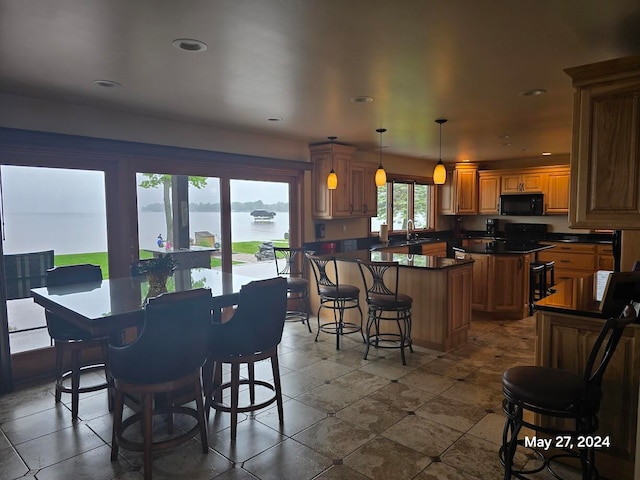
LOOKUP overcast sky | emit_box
[0,166,288,213]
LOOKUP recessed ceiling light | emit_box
[92,80,121,88]
[498,134,511,139]
[519,88,546,97]
[267,117,283,122]
[501,142,512,147]
[351,96,373,103]
[172,38,207,52]
[542,152,552,156]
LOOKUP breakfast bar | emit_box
[308,250,474,352]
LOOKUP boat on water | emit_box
[250,210,276,221]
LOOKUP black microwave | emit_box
[499,193,544,216]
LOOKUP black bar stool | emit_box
[529,263,545,316]
[544,260,555,294]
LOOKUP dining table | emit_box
[30,268,259,337]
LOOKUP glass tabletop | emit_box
[31,268,258,322]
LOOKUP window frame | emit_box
[372,173,437,234]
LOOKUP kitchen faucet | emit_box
[406,219,414,241]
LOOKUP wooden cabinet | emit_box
[454,250,527,317]
[536,310,640,480]
[545,166,571,214]
[420,241,446,257]
[565,56,640,229]
[439,164,478,215]
[351,163,378,216]
[597,244,615,271]
[537,242,605,283]
[501,171,545,193]
[475,165,570,216]
[478,172,500,214]
[310,143,377,218]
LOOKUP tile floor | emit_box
[0,315,588,480]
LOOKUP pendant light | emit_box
[326,136,338,190]
[433,119,448,185]
[375,128,387,187]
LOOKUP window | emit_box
[371,176,435,233]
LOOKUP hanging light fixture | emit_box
[326,136,338,190]
[433,119,448,185]
[375,128,387,187]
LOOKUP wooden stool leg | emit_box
[71,348,81,420]
[230,363,240,441]
[270,354,284,425]
[110,389,124,461]
[194,380,209,452]
[142,393,153,480]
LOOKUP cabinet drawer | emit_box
[543,242,596,254]
[538,251,596,270]
[597,244,613,255]
[597,255,614,271]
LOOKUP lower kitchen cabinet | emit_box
[536,310,640,480]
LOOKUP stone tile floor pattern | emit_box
[0,315,589,480]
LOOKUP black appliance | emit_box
[499,193,544,216]
[504,223,548,243]
[486,218,499,236]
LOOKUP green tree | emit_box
[138,174,208,245]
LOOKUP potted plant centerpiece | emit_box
[136,253,177,299]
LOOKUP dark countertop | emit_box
[452,240,555,255]
[330,249,474,270]
[535,274,604,318]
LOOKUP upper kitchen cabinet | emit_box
[501,171,545,193]
[310,142,376,218]
[478,171,501,214]
[545,166,570,214]
[439,164,478,215]
[350,162,378,216]
[565,56,640,229]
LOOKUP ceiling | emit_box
[1,0,638,163]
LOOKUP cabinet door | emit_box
[311,153,332,218]
[332,154,352,216]
[455,168,478,214]
[478,173,500,214]
[545,168,570,214]
[438,172,455,215]
[350,164,365,215]
[568,69,640,229]
[501,174,522,193]
[469,253,489,310]
[363,165,378,216]
[492,255,526,311]
[521,172,545,192]
[448,266,472,335]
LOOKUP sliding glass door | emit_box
[0,165,108,384]
[229,180,290,279]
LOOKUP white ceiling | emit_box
[0,0,638,163]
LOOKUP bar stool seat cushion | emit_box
[503,366,586,410]
[319,284,359,299]
[369,292,413,309]
[286,276,309,291]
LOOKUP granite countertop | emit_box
[331,249,474,270]
[453,240,555,255]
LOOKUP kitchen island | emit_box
[453,240,554,319]
[534,275,640,480]
[308,249,474,352]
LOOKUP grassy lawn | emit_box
[54,239,289,279]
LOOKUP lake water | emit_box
[2,211,290,254]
